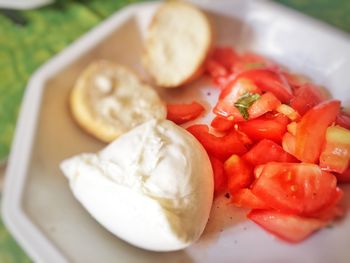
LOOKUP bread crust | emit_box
[143,1,213,88]
[70,61,166,143]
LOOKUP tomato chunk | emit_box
[336,111,350,130]
[335,168,350,183]
[187,125,247,160]
[231,188,269,209]
[276,104,300,121]
[233,52,276,74]
[224,154,254,194]
[211,116,234,132]
[167,102,205,125]
[209,156,227,195]
[238,69,294,103]
[289,84,325,115]
[238,114,289,143]
[295,100,341,163]
[309,187,344,221]
[214,78,261,120]
[243,139,298,166]
[247,92,281,119]
[282,132,296,156]
[248,210,327,243]
[251,162,338,215]
[319,125,350,173]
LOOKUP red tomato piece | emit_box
[238,113,289,143]
[238,69,294,103]
[205,47,238,88]
[205,60,228,79]
[335,167,350,183]
[209,156,227,195]
[167,102,205,125]
[243,139,298,166]
[251,162,338,215]
[295,100,341,163]
[233,52,278,74]
[231,188,269,209]
[276,104,300,121]
[254,165,265,179]
[282,132,296,156]
[336,111,350,130]
[289,84,325,115]
[248,210,327,243]
[236,129,253,147]
[214,78,262,121]
[247,92,281,119]
[224,154,254,194]
[211,116,234,132]
[319,125,350,173]
[282,72,309,90]
[287,122,297,136]
[309,187,344,221]
[210,46,238,70]
[187,125,247,160]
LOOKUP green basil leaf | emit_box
[234,93,261,120]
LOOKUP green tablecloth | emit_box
[0,0,349,261]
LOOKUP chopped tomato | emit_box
[289,84,325,115]
[236,129,253,146]
[233,52,278,74]
[319,125,350,174]
[276,104,300,121]
[247,92,281,119]
[238,69,294,103]
[309,187,344,221]
[336,111,350,130]
[238,113,289,143]
[243,139,298,166]
[248,210,327,243]
[214,78,262,121]
[295,100,341,163]
[287,122,297,136]
[205,47,237,88]
[211,116,234,132]
[282,132,296,156]
[254,165,264,179]
[224,155,254,194]
[231,188,269,209]
[167,102,205,125]
[335,167,350,183]
[187,125,247,160]
[282,72,309,90]
[210,46,238,70]
[252,163,338,215]
[209,156,227,195]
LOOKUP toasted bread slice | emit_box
[143,1,212,88]
[70,61,166,142]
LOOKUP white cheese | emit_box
[60,119,213,251]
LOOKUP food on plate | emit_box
[166,101,205,124]
[179,46,350,243]
[64,2,350,247]
[143,1,212,88]
[60,119,214,251]
[70,60,166,142]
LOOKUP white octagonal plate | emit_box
[3,0,350,262]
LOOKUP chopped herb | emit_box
[234,92,260,120]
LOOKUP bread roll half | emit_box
[143,1,212,88]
